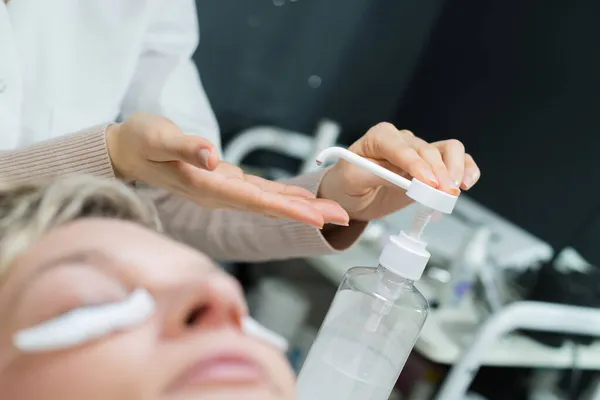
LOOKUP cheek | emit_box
[259,345,297,399]
[0,328,161,400]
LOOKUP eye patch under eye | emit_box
[13,288,155,353]
[242,316,288,352]
[12,288,287,353]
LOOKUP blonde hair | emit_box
[0,175,161,276]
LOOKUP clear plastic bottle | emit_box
[299,146,460,400]
[296,263,429,400]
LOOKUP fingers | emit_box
[226,184,349,228]
[246,191,326,228]
[432,139,466,193]
[169,134,220,171]
[263,196,349,227]
[358,123,476,195]
[151,125,219,170]
[240,187,349,227]
[243,175,349,225]
[407,136,459,195]
[183,165,338,228]
[239,172,351,224]
[357,123,438,187]
[298,198,350,226]
[201,174,325,227]
[461,153,481,190]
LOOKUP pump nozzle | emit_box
[316,147,458,214]
[316,146,462,281]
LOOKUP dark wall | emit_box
[396,0,600,260]
[194,0,447,139]
[194,0,600,262]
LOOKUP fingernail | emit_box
[462,176,473,189]
[330,221,350,227]
[199,149,211,168]
[449,179,461,189]
[463,169,480,189]
[423,170,439,185]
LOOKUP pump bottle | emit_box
[296,147,459,400]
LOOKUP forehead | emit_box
[27,218,199,263]
[1,219,215,298]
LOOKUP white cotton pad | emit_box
[242,316,288,352]
[13,288,155,353]
[14,290,287,353]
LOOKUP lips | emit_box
[174,353,266,389]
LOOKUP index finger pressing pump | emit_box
[297,147,459,400]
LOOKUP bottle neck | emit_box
[378,232,429,281]
[376,264,416,288]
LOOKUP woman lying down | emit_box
[0,176,294,400]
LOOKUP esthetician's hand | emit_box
[318,123,481,222]
[106,113,349,228]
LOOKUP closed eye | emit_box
[15,264,128,329]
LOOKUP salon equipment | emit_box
[521,261,600,348]
[223,119,340,175]
[296,147,458,400]
[436,302,600,400]
[438,225,492,309]
[247,277,309,342]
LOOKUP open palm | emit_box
[167,161,349,227]
[107,113,349,228]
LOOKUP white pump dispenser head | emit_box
[316,147,458,214]
[316,146,459,280]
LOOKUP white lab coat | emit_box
[0,0,220,151]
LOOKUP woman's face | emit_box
[0,218,295,400]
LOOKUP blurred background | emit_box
[193,0,600,399]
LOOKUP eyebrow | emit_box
[35,249,117,274]
[34,249,115,275]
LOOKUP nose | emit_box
[160,271,247,338]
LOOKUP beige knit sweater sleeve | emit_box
[0,125,365,261]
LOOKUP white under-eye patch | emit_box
[13,288,155,352]
[13,288,288,354]
[242,316,288,352]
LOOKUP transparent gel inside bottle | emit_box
[301,147,457,400]
[296,264,429,400]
